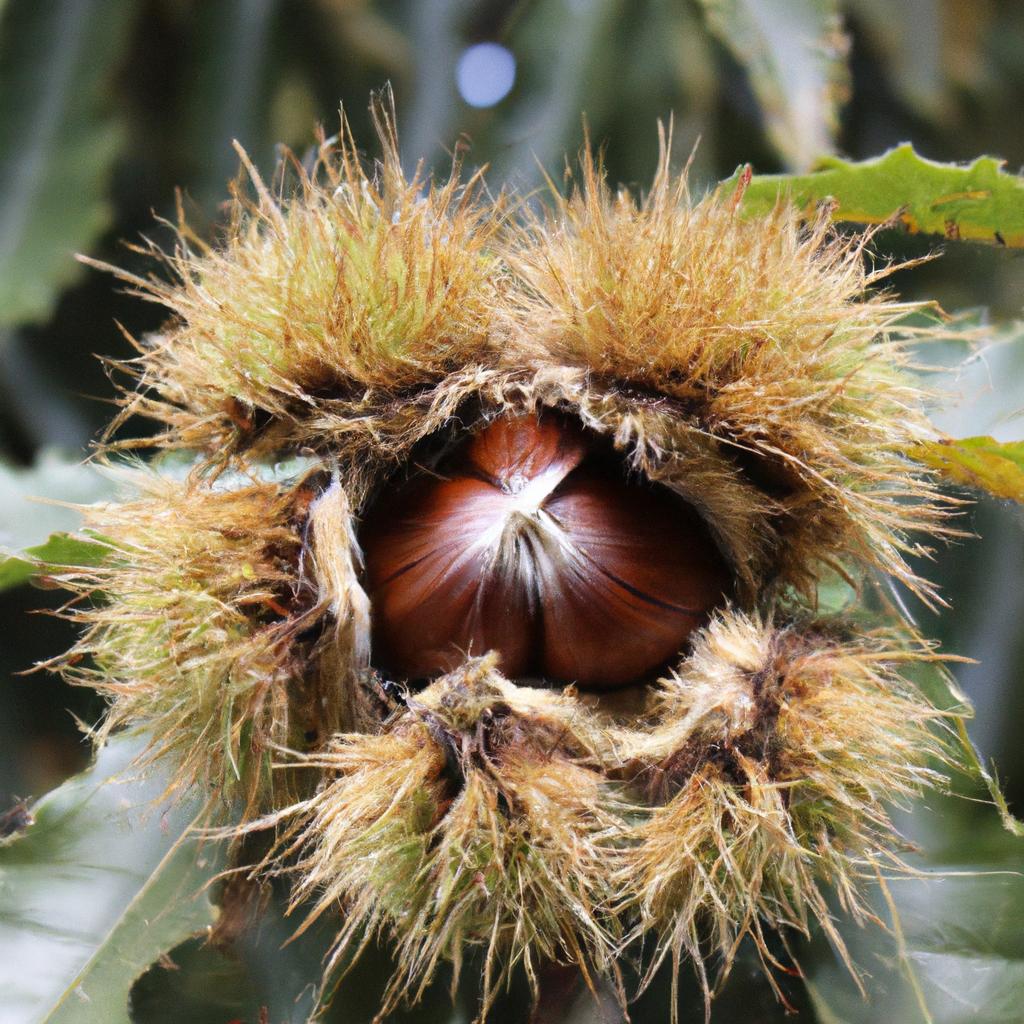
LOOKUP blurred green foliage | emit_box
[1,1,1024,1022]
[0,733,219,1024]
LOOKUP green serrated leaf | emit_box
[727,144,1024,245]
[695,0,847,170]
[0,732,222,1024]
[910,436,1024,503]
[0,0,133,326]
[0,451,116,591]
[0,531,110,591]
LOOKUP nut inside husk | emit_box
[361,412,730,690]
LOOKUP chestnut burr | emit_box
[360,414,729,689]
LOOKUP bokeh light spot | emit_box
[456,43,516,108]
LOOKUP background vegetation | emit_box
[1,1,1023,1022]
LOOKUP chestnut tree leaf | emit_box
[0,531,111,591]
[129,882,477,1024]
[909,436,1024,504]
[726,144,1024,245]
[0,451,116,591]
[0,732,222,1024]
[694,0,847,170]
[805,825,1024,1024]
[0,0,133,326]
[0,451,320,592]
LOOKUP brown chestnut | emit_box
[360,414,729,689]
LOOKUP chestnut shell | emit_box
[360,414,729,689]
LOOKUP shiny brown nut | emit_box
[360,414,729,689]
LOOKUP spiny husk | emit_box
[246,656,628,1021]
[87,109,957,598]
[93,100,506,470]
[48,470,351,811]
[502,135,956,601]
[47,108,982,1021]
[619,610,955,1019]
